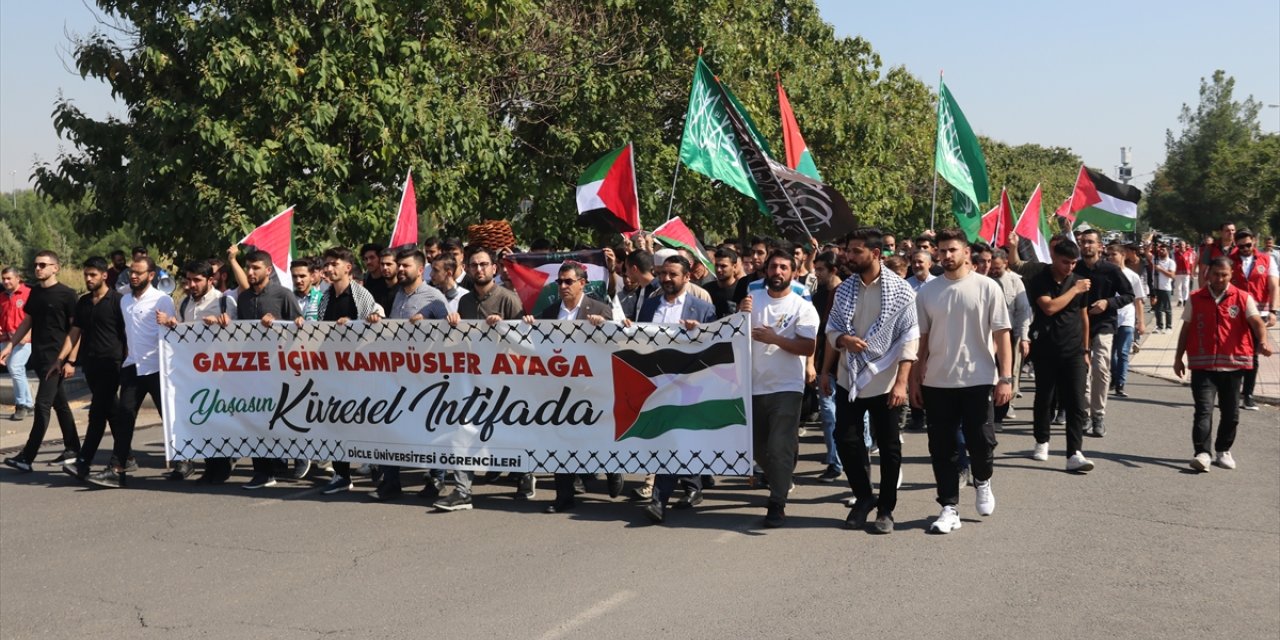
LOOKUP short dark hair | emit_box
[131,246,148,256]
[360,243,384,257]
[989,248,1009,262]
[971,242,993,255]
[814,251,837,271]
[749,235,776,250]
[1208,256,1234,270]
[395,247,426,267]
[1234,228,1255,241]
[764,248,796,272]
[714,247,739,262]
[439,238,463,254]
[467,247,495,266]
[109,250,126,260]
[934,228,967,245]
[132,256,158,273]
[34,250,60,264]
[290,259,312,271]
[323,246,355,265]
[183,259,214,278]
[663,255,692,276]
[244,250,273,266]
[1053,240,1081,260]
[529,238,554,252]
[422,236,441,249]
[559,262,588,281]
[626,250,654,274]
[1049,232,1073,247]
[82,256,109,273]
[915,233,936,245]
[378,248,398,259]
[1077,228,1102,242]
[848,227,885,253]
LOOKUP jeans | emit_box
[1032,353,1087,457]
[18,368,79,461]
[77,358,121,467]
[1111,326,1135,390]
[923,385,996,507]
[1154,290,1172,330]
[1190,370,1243,455]
[1084,333,1114,419]
[6,342,32,409]
[113,365,162,464]
[818,385,841,471]
[835,387,903,514]
[751,391,803,506]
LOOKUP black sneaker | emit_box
[515,473,536,500]
[870,512,894,534]
[10,406,28,421]
[49,449,78,465]
[321,475,353,495]
[643,500,665,524]
[62,459,89,481]
[417,476,444,500]
[165,460,196,481]
[1242,396,1259,411]
[196,469,231,485]
[87,467,124,488]
[242,474,277,490]
[109,456,140,473]
[3,456,32,473]
[764,501,786,528]
[845,496,877,530]
[818,465,842,483]
[750,473,770,490]
[1114,385,1128,398]
[1091,417,1106,438]
[369,481,402,502]
[433,492,473,512]
[606,473,624,499]
[290,459,312,480]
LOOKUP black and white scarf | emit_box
[828,269,919,401]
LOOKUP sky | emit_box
[1,0,1277,197]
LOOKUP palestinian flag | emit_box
[611,342,747,441]
[239,206,294,287]
[1063,165,1141,231]
[388,169,418,250]
[777,76,822,181]
[653,216,713,272]
[1015,184,1053,263]
[502,250,610,315]
[978,187,1015,248]
[577,143,641,233]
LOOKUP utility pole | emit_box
[1117,147,1133,185]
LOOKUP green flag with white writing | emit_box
[934,80,989,239]
[678,57,768,209]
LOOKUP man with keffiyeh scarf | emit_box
[820,228,919,534]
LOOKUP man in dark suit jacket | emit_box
[526,262,623,513]
[632,256,717,524]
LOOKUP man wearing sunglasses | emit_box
[1,251,81,472]
[1231,229,1279,411]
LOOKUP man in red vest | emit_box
[1173,256,1273,472]
[1228,228,1279,410]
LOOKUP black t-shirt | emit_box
[731,273,762,305]
[705,279,739,319]
[26,283,78,369]
[1073,258,1134,336]
[322,284,359,321]
[363,277,398,316]
[73,288,127,362]
[236,284,301,321]
[1026,268,1087,359]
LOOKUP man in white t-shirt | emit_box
[1107,244,1145,398]
[738,249,819,528]
[910,228,1013,535]
[1152,244,1176,332]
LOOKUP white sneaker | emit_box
[1214,451,1236,470]
[1006,408,1017,419]
[1032,442,1050,461]
[974,479,995,516]
[929,505,962,534]
[897,468,904,490]
[1066,451,1095,473]
[1190,452,1211,473]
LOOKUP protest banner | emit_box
[159,315,754,475]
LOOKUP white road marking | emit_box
[537,590,635,640]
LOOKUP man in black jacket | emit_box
[1072,229,1134,437]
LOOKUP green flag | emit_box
[678,57,768,208]
[934,79,989,239]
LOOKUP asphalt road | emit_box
[1,372,1277,640]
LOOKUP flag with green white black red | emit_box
[1062,165,1141,231]
[576,143,641,233]
[501,250,610,316]
[777,76,822,181]
[611,342,747,441]
[653,216,713,272]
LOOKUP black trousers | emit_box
[654,474,702,505]
[77,358,121,466]
[923,385,996,507]
[1191,369,1243,455]
[752,391,803,506]
[19,365,79,461]
[1032,353,1087,457]
[112,365,162,464]
[835,387,903,515]
[1241,349,1260,399]
[553,473,624,505]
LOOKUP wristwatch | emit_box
[998,376,1014,385]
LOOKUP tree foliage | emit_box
[35,0,1092,255]
[1145,70,1276,239]
[0,189,138,277]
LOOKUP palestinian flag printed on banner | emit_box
[576,144,641,233]
[502,250,610,315]
[611,342,747,441]
[653,216,713,272]
[1063,165,1142,231]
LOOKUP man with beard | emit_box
[908,250,935,291]
[910,229,1013,535]
[82,256,176,488]
[811,250,845,483]
[738,251,819,528]
[236,250,302,489]
[821,229,917,533]
[364,248,449,503]
[1199,222,1235,283]
[291,259,323,320]
[51,258,128,480]
[1025,241,1095,473]
[445,248,534,502]
[154,259,236,481]
[635,255,717,525]
[731,236,774,306]
[429,254,468,313]
[707,247,741,319]
[1230,229,1279,411]
[1,252,80,471]
[1073,229,1135,438]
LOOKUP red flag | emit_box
[996,188,1014,248]
[239,206,295,286]
[776,76,822,180]
[389,169,418,249]
[979,205,1001,245]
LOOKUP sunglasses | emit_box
[555,278,583,286]
[1238,243,1254,249]
[468,262,493,269]
[32,262,55,269]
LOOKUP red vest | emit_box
[1185,285,1255,371]
[1231,251,1272,311]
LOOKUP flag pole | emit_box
[665,162,681,222]
[929,70,942,231]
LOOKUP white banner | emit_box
[159,315,753,475]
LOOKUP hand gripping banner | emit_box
[159,316,753,475]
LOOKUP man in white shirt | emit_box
[87,257,176,488]
[910,228,1013,535]
[821,229,917,534]
[1108,245,1145,398]
[909,250,935,291]
[1152,244,1176,333]
[988,248,1031,426]
[738,250,819,528]
[429,254,468,314]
